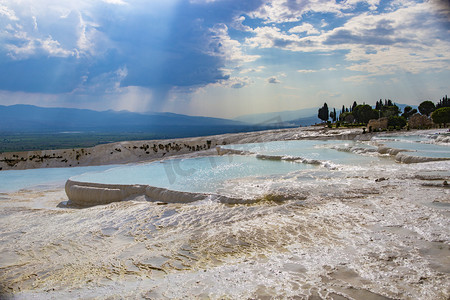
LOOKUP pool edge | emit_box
[65,179,247,207]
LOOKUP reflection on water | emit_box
[71,155,314,194]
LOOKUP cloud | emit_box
[207,23,259,65]
[320,19,328,28]
[0,0,264,99]
[245,1,450,77]
[231,15,253,32]
[73,66,128,95]
[248,0,343,24]
[297,67,337,73]
[289,23,320,35]
[343,0,380,11]
[324,18,410,46]
[0,9,84,60]
[267,76,281,84]
[240,66,265,73]
[0,4,18,21]
[337,3,450,75]
[102,0,128,5]
[245,26,310,50]
[429,0,450,20]
[365,47,377,54]
[317,90,342,98]
[342,74,375,83]
[3,29,80,60]
[297,69,317,73]
[213,76,253,89]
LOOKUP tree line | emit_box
[318,95,450,128]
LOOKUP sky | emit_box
[0,0,449,119]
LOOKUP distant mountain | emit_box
[393,103,419,112]
[0,105,251,135]
[234,107,321,126]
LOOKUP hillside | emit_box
[234,107,320,125]
[0,105,247,133]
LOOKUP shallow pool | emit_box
[70,155,315,194]
[374,133,450,158]
[2,133,448,196]
[0,165,120,193]
[222,140,383,165]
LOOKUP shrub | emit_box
[431,107,450,127]
[353,105,378,124]
[388,116,406,129]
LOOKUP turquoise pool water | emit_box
[374,133,450,158]
[373,134,431,142]
[222,140,382,165]
[0,165,119,193]
[381,141,450,158]
[1,133,448,194]
[70,155,315,194]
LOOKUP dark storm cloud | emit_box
[0,0,265,95]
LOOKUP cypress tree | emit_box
[318,103,329,122]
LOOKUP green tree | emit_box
[375,99,382,110]
[436,95,449,109]
[402,106,417,120]
[418,101,436,116]
[329,108,337,122]
[353,104,378,124]
[318,103,329,122]
[388,116,406,129]
[340,112,354,123]
[431,107,450,127]
[381,104,401,118]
